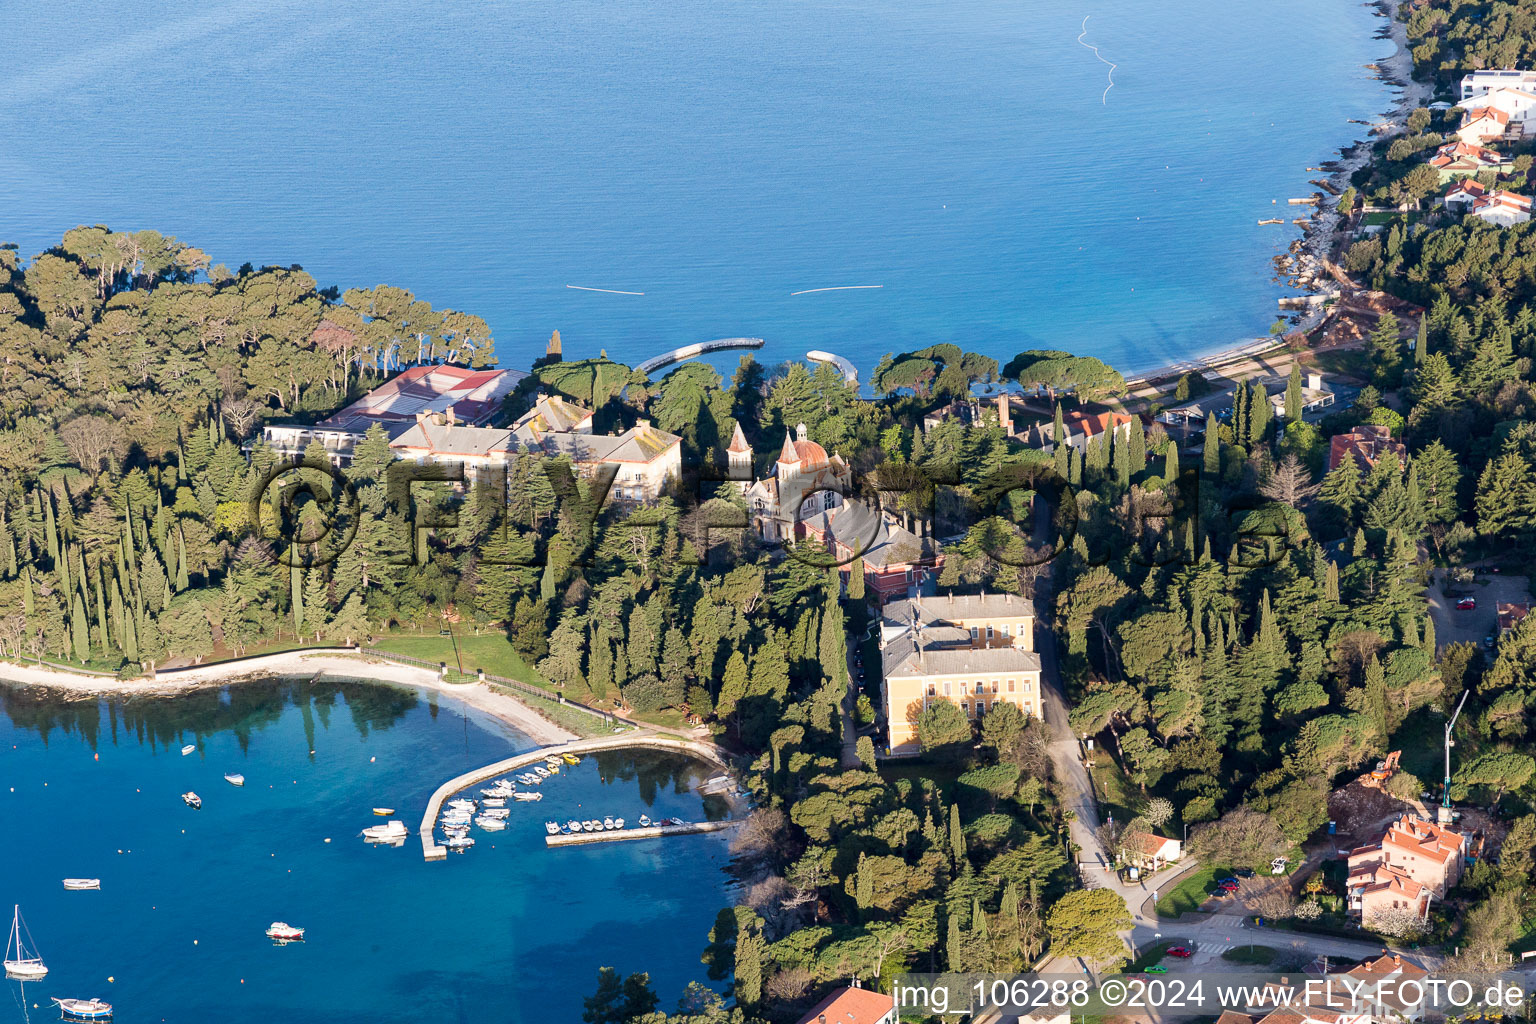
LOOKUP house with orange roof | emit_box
[1499,602,1531,636]
[1463,85,1536,128]
[1430,140,1508,180]
[1347,815,1467,925]
[1443,178,1488,213]
[793,984,896,1024]
[1021,407,1133,455]
[1327,425,1406,473]
[1470,189,1533,226]
[1458,104,1513,143]
[1120,830,1183,871]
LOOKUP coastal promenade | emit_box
[418,733,731,860]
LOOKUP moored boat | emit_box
[61,879,100,891]
[372,807,395,816]
[567,819,582,832]
[362,820,409,842]
[562,753,580,765]
[533,766,549,778]
[224,773,245,787]
[4,906,46,979]
[182,791,202,809]
[475,816,506,831]
[265,921,305,941]
[180,744,195,756]
[52,998,112,1020]
[603,816,615,830]
[638,815,652,828]
[445,836,475,850]
[511,791,542,802]
[614,817,625,829]
[545,821,560,835]
[480,798,506,808]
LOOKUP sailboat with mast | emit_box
[4,905,47,979]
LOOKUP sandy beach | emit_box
[0,651,579,747]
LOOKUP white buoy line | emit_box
[1077,16,1117,105]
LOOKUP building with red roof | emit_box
[1327,425,1406,473]
[744,424,852,543]
[793,985,896,1024]
[1347,815,1466,926]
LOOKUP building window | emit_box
[969,627,978,641]
[1024,702,1033,715]
[1018,622,1028,635]
[927,683,936,696]
[1000,624,1010,637]
[959,682,968,695]
[986,624,994,639]
[961,702,969,717]
[1007,679,1016,692]
[976,700,986,716]
[991,681,998,694]
[943,681,951,696]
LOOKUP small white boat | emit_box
[481,807,510,818]
[638,815,652,828]
[583,820,598,832]
[475,817,506,831]
[265,921,305,942]
[533,766,550,778]
[447,799,476,812]
[511,791,542,802]
[480,798,506,808]
[224,773,245,787]
[615,817,625,829]
[445,836,475,850]
[52,998,112,1020]
[180,744,195,756]
[61,879,100,891]
[372,807,395,816]
[4,906,46,979]
[362,820,409,842]
[182,791,202,809]
[567,819,582,832]
[603,816,615,830]
[545,821,560,835]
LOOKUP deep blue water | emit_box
[0,0,1397,378]
[0,681,734,1024]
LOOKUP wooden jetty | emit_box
[420,734,729,861]
[545,819,739,847]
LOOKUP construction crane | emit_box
[1441,689,1470,825]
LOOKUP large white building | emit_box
[1461,69,1536,102]
[1470,189,1533,227]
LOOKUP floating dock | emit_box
[420,734,730,860]
[545,819,739,847]
[634,338,765,377]
[806,349,858,384]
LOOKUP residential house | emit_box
[261,363,526,463]
[387,395,682,500]
[880,592,1042,755]
[1457,104,1511,143]
[1265,372,1335,419]
[743,424,853,543]
[793,985,896,1024]
[1347,815,1467,926]
[1443,177,1488,213]
[1499,602,1531,636]
[1429,140,1507,181]
[1121,831,1182,872]
[1020,407,1133,454]
[1463,86,1536,128]
[1327,425,1406,473]
[801,500,942,605]
[1470,189,1533,226]
[1462,68,1536,102]
[921,394,1012,435]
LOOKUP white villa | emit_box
[1458,71,1536,139]
[1470,189,1532,227]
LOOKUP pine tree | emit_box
[1285,363,1303,422]
[717,651,748,717]
[1320,455,1363,525]
[1352,527,1368,557]
[733,929,763,1008]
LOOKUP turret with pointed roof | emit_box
[726,421,753,489]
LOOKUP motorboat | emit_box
[614,817,625,829]
[224,773,245,787]
[447,798,476,810]
[265,921,305,942]
[545,822,561,835]
[362,820,409,842]
[584,820,599,832]
[52,998,112,1020]
[475,817,506,831]
[602,816,615,830]
[638,815,652,828]
[481,807,510,819]
[372,807,395,816]
[180,744,195,756]
[533,766,550,778]
[61,879,100,891]
[562,754,580,765]
[4,906,46,979]
[480,798,507,808]
[567,819,582,832]
[512,792,542,802]
[445,836,475,850]
[182,791,202,809]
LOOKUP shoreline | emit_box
[1121,1,1428,390]
[0,652,580,748]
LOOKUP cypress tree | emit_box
[1128,415,1146,474]
[1423,614,1437,659]
[23,568,34,617]
[71,592,89,663]
[122,510,138,576]
[1232,383,1248,447]
[290,564,303,636]
[1203,413,1220,475]
[57,536,71,598]
[855,852,874,911]
[1285,363,1303,421]
[1113,428,1131,487]
[93,564,109,656]
[175,528,189,592]
[945,913,964,971]
[44,490,58,565]
[1325,559,1340,604]
[1053,403,1065,448]
[1053,440,1070,482]
[848,556,865,600]
[733,929,763,1008]
[1163,440,1178,481]
[971,896,989,942]
[1068,445,1083,486]
[124,609,139,664]
[1415,317,1427,365]
[110,575,126,651]
[949,803,967,870]
[1249,384,1271,447]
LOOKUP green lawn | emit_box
[1154,864,1230,921]
[368,630,549,690]
[1089,759,1142,824]
[1222,945,1277,965]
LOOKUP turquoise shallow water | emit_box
[0,681,733,1023]
[0,0,1395,376]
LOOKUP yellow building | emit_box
[880,592,1042,755]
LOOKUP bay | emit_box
[0,0,1395,376]
[0,680,734,1023]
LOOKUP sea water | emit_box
[0,0,1397,377]
[0,680,733,1023]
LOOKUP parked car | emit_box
[1218,881,1241,892]
[1166,947,1193,958]
[1234,868,1255,878]
[1147,965,1168,973]
[1457,597,1477,610]
[1484,635,1497,649]
[1218,877,1240,886]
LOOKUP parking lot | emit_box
[1427,569,1531,649]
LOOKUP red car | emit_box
[1166,947,1193,958]
[1218,881,1241,892]
[1456,597,1477,610]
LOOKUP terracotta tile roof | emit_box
[1500,602,1531,632]
[1345,952,1428,979]
[794,986,895,1024]
[1379,814,1464,865]
[727,422,751,453]
[1445,179,1488,200]
[1124,830,1176,857]
[1473,189,1533,212]
[1327,424,1406,472]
